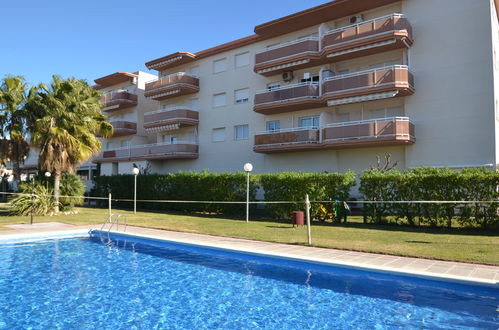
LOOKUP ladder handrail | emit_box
[100,213,114,231]
[100,213,128,242]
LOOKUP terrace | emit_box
[253,82,322,115]
[109,121,137,137]
[144,73,199,101]
[254,117,415,153]
[101,91,138,112]
[253,14,413,75]
[97,141,198,162]
[322,65,414,105]
[143,107,199,132]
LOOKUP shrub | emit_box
[59,172,85,211]
[92,171,258,216]
[258,171,356,219]
[10,182,55,216]
[360,167,499,229]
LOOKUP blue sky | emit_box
[1,0,328,86]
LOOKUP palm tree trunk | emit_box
[12,161,21,191]
[54,171,61,213]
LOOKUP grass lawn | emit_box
[0,204,498,265]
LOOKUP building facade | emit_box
[92,0,499,177]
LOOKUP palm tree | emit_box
[0,76,39,188]
[30,75,113,212]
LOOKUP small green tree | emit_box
[29,76,113,212]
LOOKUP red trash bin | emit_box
[292,211,304,226]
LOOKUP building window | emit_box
[213,58,227,74]
[299,116,320,128]
[267,83,280,91]
[266,121,280,132]
[212,127,226,142]
[190,98,200,110]
[190,65,200,76]
[234,125,249,140]
[112,162,118,175]
[77,169,89,181]
[235,52,250,68]
[300,73,319,83]
[234,88,249,104]
[213,93,226,108]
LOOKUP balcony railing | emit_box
[322,65,414,101]
[253,13,413,75]
[254,37,320,74]
[109,121,137,137]
[98,141,199,162]
[144,73,199,100]
[253,127,321,153]
[323,117,415,148]
[144,107,199,131]
[101,91,138,111]
[254,117,414,153]
[322,13,412,58]
[254,82,321,114]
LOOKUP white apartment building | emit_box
[93,0,499,176]
[94,71,157,175]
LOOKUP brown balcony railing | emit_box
[254,37,320,74]
[322,117,415,148]
[253,127,320,153]
[322,65,414,101]
[253,117,415,153]
[322,14,413,58]
[254,82,322,115]
[101,91,138,111]
[144,108,199,130]
[110,121,137,137]
[98,142,199,162]
[144,73,199,101]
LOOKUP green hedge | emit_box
[360,167,499,229]
[92,171,257,216]
[92,171,356,218]
[258,171,356,219]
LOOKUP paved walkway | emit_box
[0,222,498,287]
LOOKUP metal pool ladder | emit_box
[100,213,128,237]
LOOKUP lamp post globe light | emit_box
[44,172,51,191]
[132,166,140,214]
[243,163,253,223]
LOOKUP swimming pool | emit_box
[0,231,497,329]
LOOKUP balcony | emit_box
[144,73,199,101]
[110,121,137,137]
[322,117,415,149]
[254,37,320,75]
[253,117,415,153]
[253,127,321,153]
[322,65,414,105]
[322,14,413,62]
[144,107,199,132]
[254,82,322,115]
[97,141,199,162]
[101,91,138,112]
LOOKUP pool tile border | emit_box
[99,227,499,289]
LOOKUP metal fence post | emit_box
[108,193,112,218]
[305,194,311,245]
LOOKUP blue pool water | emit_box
[0,232,497,329]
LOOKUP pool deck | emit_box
[1,222,498,288]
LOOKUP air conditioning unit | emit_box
[349,14,363,24]
[282,71,294,82]
[303,72,311,79]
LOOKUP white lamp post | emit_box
[132,166,140,214]
[44,172,51,191]
[243,163,253,223]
